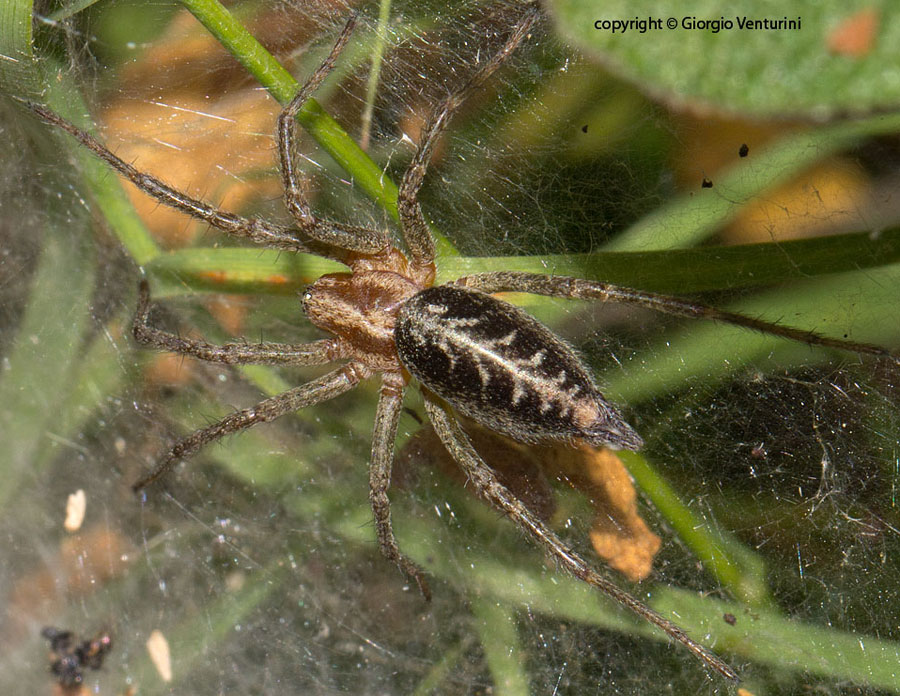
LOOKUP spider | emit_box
[25,5,899,684]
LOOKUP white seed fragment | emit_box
[147,629,173,682]
[64,489,86,532]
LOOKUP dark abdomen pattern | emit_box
[396,285,642,450]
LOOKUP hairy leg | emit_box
[133,280,346,366]
[397,4,540,268]
[423,396,738,682]
[133,363,370,491]
[25,103,312,253]
[369,372,431,599]
[277,16,390,256]
[455,271,899,364]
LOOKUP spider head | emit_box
[301,269,423,368]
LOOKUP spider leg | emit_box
[24,103,317,254]
[369,372,431,599]
[456,271,900,364]
[133,280,346,365]
[277,16,390,256]
[397,5,540,269]
[133,362,369,491]
[422,396,738,682]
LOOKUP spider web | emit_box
[1,1,900,695]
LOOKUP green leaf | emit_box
[0,0,39,97]
[0,228,95,508]
[552,0,898,117]
[606,113,900,250]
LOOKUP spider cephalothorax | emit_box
[300,249,433,370]
[26,3,899,683]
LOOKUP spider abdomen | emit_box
[396,285,643,450]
